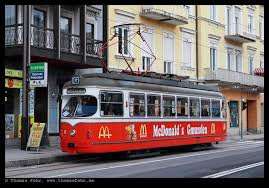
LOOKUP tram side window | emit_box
[163,96,175,117]
[62,97,78,117]
[177,96,188,117]
[221,100,227,118]
[212,100,221,117]
[201,99,210,117]
[129,93,145,117]
[147,95,161,117]
[189,98,200,117]
[100,92,123,116]
[62,96,97,117]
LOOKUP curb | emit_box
[5,153,92,168]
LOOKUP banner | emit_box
[26,122,45,150]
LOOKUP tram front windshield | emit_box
[62,96,97,117]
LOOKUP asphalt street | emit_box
[5,140,264,178]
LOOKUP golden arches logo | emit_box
[211,123,216,134]
[140,124,147,138]
[98,126,112,138]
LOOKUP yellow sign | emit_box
[211,123,216,134]
[18,115,34,138]
[26,122,45,149]
[140,124,147,138]
[5,68,23,78]
[98,126,112,138]
[5,78,23,88]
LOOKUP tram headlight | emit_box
[70,130,76,137]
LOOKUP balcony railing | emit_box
[204,68,264,88]
[5,24,23,46]
[140,5,188,25]
[5,24,54,49]
[86,37,103,57]
[5,24,103,57]
[60,32,80,54]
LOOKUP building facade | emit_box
[106,5,264,136]
[5,5,106,144]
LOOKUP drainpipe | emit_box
[195,5,199,82]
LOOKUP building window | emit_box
[163,32,174,74]
[5,5,16,26]
[226,7,232,35]
[248,56,254,75]
[183,38,192,67]
[210,5,217,21]
[210,47,217,71]
[260,55,264,68]
[235,50,242,72]
[227,50,232,71]
[118,27,129,55]
[248,14,254,34]
[259,16,264,40]
[60,16,72,52]
[86,23,95,55]
[141,27,154,71]
[32,9,46,47]
[164,61,173,74]
[234,7,241,34]
[129,93,145,117]
[142,56,151,71]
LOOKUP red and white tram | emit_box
[60,73,227,154]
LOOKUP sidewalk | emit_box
[5,133,264,169]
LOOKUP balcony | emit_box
[140,5,188,25]
[225,24,256,43]
[5,24,104,67]
[204,68,264,88]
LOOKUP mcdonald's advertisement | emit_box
[60,121,226,149]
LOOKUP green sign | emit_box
[30,63,45,72]
[30,62,48,87]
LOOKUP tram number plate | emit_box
[68,142,75,148]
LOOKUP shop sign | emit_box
[5,78,23,88]
[26,122,46,151]
[5,68,23,78]
[30,62,48,87]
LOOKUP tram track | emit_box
[5,140,263,178]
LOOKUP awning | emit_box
[254,68,264,76]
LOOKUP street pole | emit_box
[240,96,243,141]
[21,5,31,150]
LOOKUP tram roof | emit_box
[64,73,220,93]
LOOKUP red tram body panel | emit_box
[60,120,227,154]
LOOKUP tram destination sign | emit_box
[30,62,48,87]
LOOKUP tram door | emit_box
[229,101,239,128]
